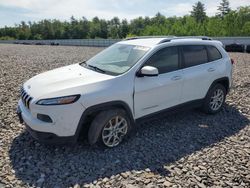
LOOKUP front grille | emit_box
[20,87,33,109]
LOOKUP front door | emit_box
[134,46,183,118]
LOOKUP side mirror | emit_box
[138,66,159,77]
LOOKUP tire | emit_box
[202,84,226,114]
[246,45,250,53]
[88,109,132,148]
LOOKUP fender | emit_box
[74,101,135,141]
[206,77,230,95]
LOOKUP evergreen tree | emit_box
[217,0,231,17]
[108,17,121,38]
[0,5,250,39]
[191,1,207,23]
[120,19,129,38]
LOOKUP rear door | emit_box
[180,45,220,103]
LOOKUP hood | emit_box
[23,63,114,99]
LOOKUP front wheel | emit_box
[202,84,226,114]
[88,109,132,148]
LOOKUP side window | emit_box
[182,45,208,68]
[145,46,179,74]
[207,45,222,62]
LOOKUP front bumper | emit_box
[25,123,76,144]
[17,99,85,144]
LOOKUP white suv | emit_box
[17,37,233,147]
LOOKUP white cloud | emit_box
[0,0,249,26]
[161,3,193,16]
[230,0,250,9]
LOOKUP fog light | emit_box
[37,114,53,123]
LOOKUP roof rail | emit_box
[158,36,213,44]
[124,36,213,44]
[124,35,176,41]
[125,37,139,41]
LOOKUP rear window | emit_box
[207,45,222,61]
[182,45,208,68]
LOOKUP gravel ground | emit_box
[0,44,249,188]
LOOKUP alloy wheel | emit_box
[209,88,224,111]
[101,115,128,147]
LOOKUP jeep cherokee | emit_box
[17,36,233,148]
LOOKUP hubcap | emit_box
[209,88,224,111]
[102,116,128,147]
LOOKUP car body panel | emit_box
[23,63,114,99]
[134,69,184,118]
[18,99,85,136]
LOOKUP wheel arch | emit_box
[74,101,135,141]
[207,77,230,95]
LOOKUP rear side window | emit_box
[182,45,208,68]
[145,46,179,74]
[207,45,222,61]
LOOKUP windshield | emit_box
[83,44,150,75]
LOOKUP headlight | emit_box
[36,95,80,105]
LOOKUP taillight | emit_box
[231,58,235,65]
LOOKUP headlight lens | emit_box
[36,95,80,105]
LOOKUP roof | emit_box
[118,38,167,48]
[118,36,220,48]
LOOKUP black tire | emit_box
[246,45,250,53]
[202,84,226,114]
[88,109,132,148]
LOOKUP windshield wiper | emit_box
[81,62,106,73]
[88,65,106,73]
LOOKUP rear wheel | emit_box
[202,84,226,114]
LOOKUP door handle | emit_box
[207,68,215,72]
[171,75,182,81]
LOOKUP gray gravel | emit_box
[0,44,249,188]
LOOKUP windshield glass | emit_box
[83,44,150,75]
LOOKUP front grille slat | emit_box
[22,91,26,98]
[20,87,32,109]
[27,97,33,109]
[20,89,25,97]
[25,96,31,107]
[24,94,29,101]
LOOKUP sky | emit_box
[0,0,249,27]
